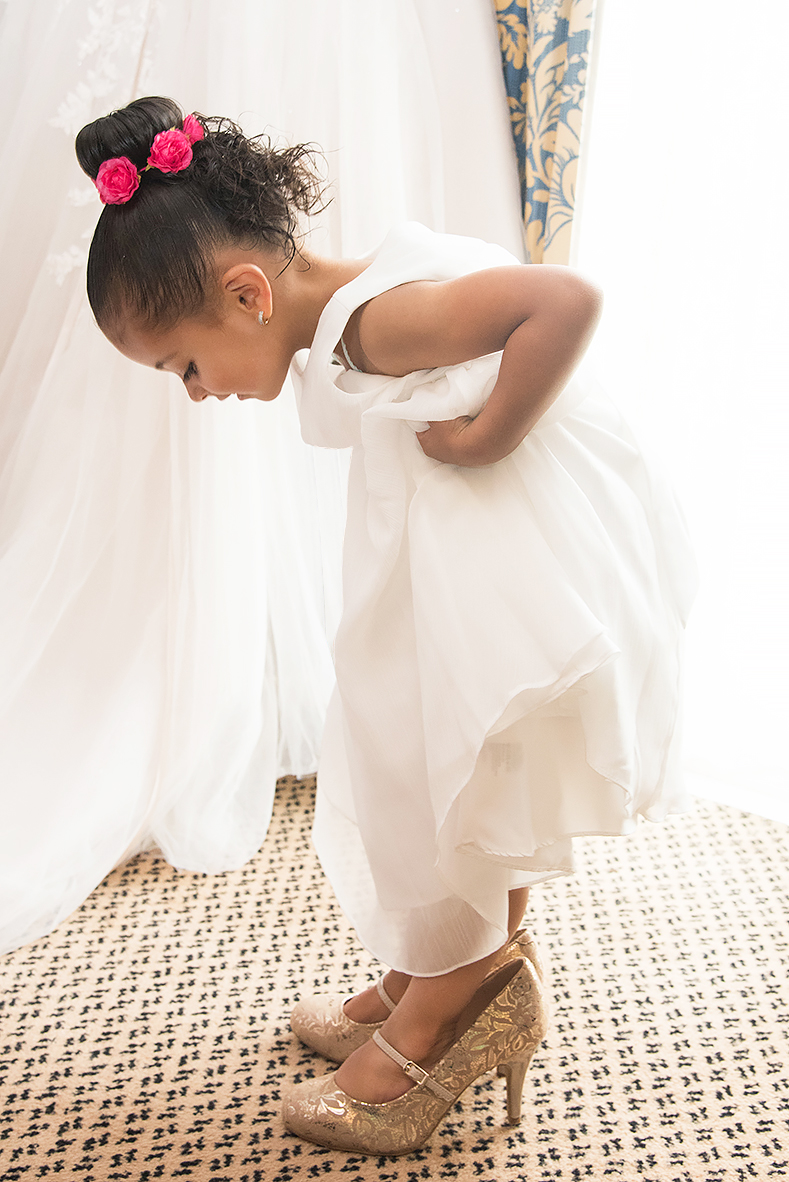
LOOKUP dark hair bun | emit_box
[75,96,328,331]
[75,96,184,179]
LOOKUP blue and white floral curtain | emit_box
[495,0,597,263]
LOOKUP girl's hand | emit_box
[416,416,479,466]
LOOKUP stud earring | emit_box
[258,310,269,326]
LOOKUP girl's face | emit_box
[114,313,287,402]
[109,258,294,403]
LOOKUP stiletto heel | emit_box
[497,1054,533,1125]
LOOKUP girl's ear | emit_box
[220,263,273,322]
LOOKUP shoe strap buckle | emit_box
[402,1059,429,1085]
[372,1029,456,1103]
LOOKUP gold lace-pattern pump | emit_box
[281,957,548,1156]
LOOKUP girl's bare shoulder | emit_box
[354,265,601,377]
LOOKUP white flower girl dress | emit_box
[290,221,697,976]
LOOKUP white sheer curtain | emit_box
[0,0,524,954]
[574,0,789,822]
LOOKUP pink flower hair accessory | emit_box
[95,156,141,205]
[182,114,205,144]
[93,114,205,204]
[147,128,193,173]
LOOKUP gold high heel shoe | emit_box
[289,927,545,1063]
[281,956,548,1156]
[289,975,397,1061]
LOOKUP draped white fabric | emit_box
[0,0,525,954]
[573,0,789,823]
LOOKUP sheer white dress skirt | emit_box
[302,352,696,976]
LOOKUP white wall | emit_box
[574,0,789,821]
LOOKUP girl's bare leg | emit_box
[336,887,529,1104]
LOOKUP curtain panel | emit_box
[495,0,597,263]
[0,0,525,955]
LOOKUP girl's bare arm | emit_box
[355,265,602,467]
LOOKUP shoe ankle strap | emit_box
[376,977,397,1014]
[372,1030,455,1102]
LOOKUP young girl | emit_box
[76,96,695,1156]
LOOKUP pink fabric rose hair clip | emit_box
[94,114,205,205]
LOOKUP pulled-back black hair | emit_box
[75,96,326,331]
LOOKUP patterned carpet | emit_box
[1,777,787,1181]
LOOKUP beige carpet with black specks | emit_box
[1,776,787,1182]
